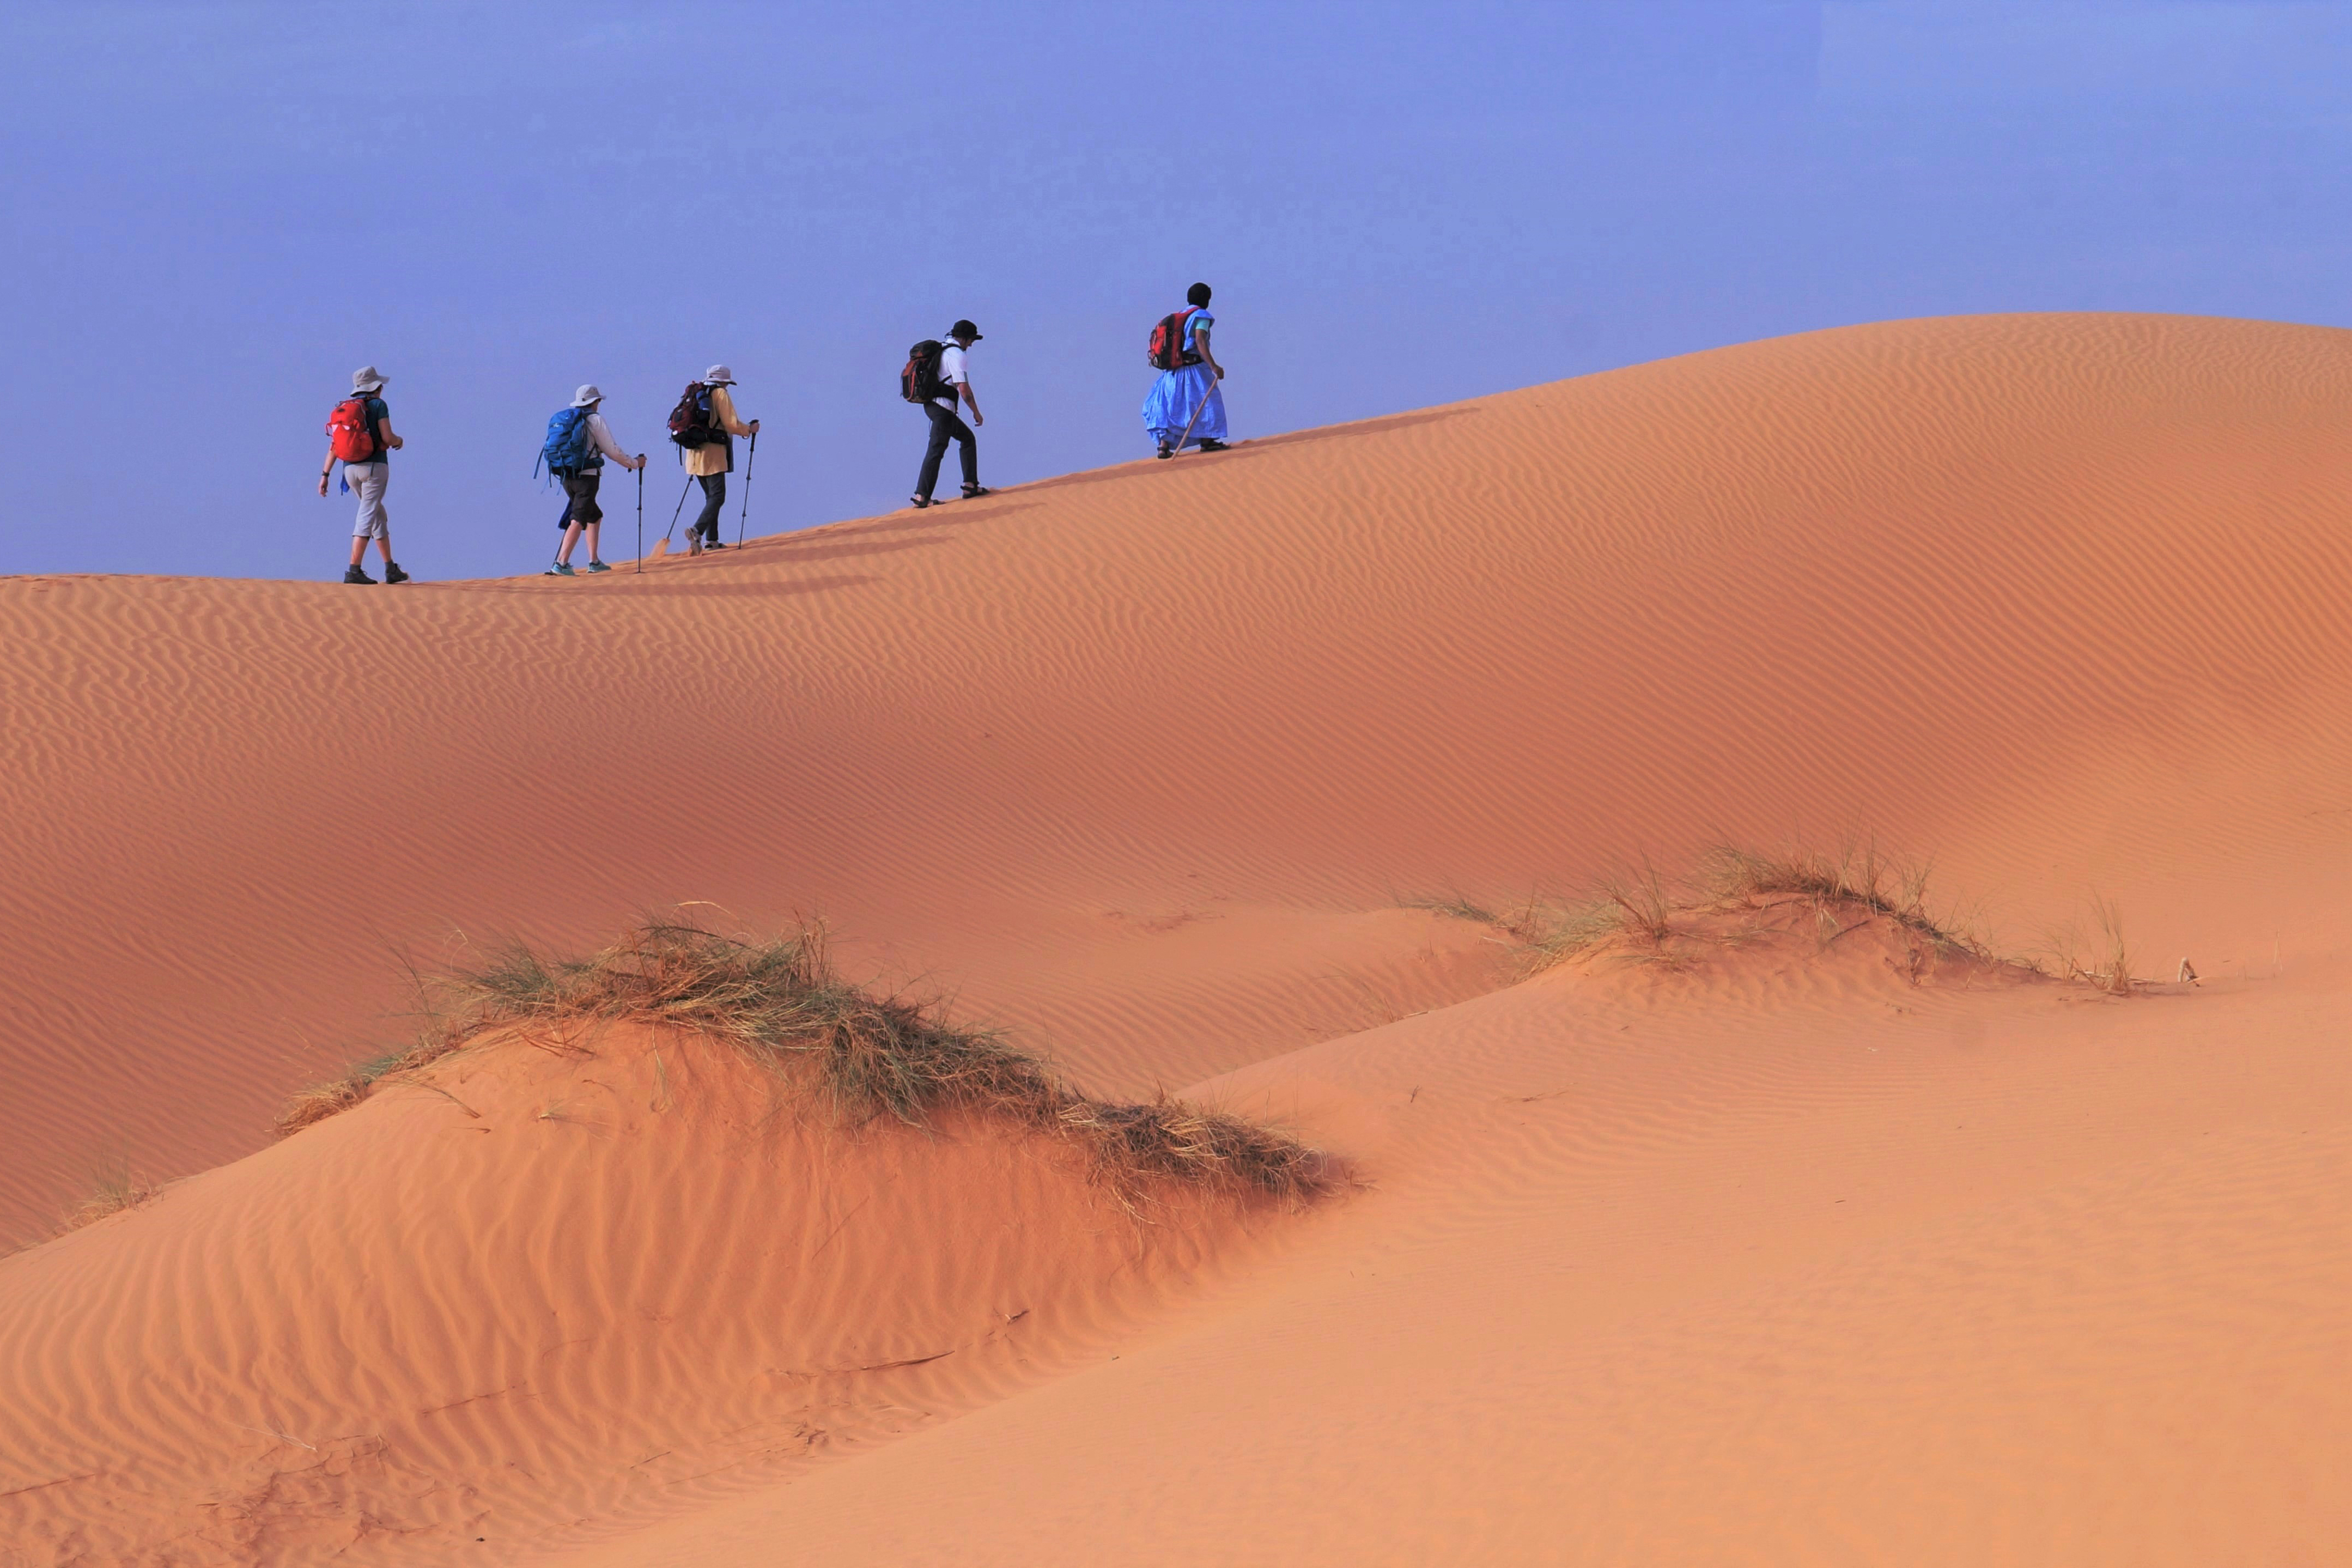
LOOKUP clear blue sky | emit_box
[3,2,2347,580]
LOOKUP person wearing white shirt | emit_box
[548,385,646,576]
[913,319,989,508]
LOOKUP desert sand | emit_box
[2,313,2348,1564]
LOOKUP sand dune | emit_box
[1,1017,1279,1561]
[576,939,2352,1567]
[3,313,2349,1562]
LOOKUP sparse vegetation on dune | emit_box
[1530,846,2009,979]
[59,1158,160,1232]
[278,921,1332,1210]
[1472,844,2157,994]
[2052,894,2140,996]
[1424,845,2038,984]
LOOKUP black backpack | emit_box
[901,341,947,404]
[667,382,718,448]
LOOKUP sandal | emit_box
[961,485,992,499]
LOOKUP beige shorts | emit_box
[346,463,389,539]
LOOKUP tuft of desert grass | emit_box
[277,921,1332,1212]
[60,1157,160,1232]
[2053,894,2138,995]
[1521,843,2010,977]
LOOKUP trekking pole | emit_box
[736,430,757,549]
[1174,369,1221,453]
[663,473,691,550]
[635,460,645,573]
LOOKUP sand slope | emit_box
[3,312,2349,1562]
[0,1020,1267,1561]
[578,943,2352,1567]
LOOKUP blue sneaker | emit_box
[544,562,575,577]
[586,560,611,573]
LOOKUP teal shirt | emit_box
[360,396,390,463]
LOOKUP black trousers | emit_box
[693,473,726,543]
[916,403,977,499]
[554,469,603,527]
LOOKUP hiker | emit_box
[673,365,758,555]
[319,365,410,583]
[540,385,646,576]
[1143,282,1228,458]
[907,320,989,509]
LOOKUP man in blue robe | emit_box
[1144,282,1229,458]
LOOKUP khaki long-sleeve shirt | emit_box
[682,384,755,477]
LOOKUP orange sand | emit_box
[3,313,2348,1563]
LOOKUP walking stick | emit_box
[635,460,645,573]
[1174,368,1223,453]
[736,430,758,549]
[660,472,691,556]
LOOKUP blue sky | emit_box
[2,2,2347,580]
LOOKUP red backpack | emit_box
[326,397,376,463]
[1147,308,1201,370]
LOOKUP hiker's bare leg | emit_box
[349,537,367,567]
[557,520,585,564]
[584,522,601,562]
[374,536,394,563]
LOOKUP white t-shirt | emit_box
[934,343,969,412]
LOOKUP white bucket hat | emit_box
[352,365,386,393]
[571,384,603,408]
[703,364,736,386]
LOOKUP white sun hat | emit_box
[571,384,603,407]
[703,364,736,385]
[351,365,387,393]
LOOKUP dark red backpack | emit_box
[901,341,946,403]
[667,382,716,448]
[1147,308,1201,370]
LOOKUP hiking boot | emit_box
[586,560,611,573]
[383,561,410,584]
[545,562,575,577]
[1197,439,1229,452]
[704,540,727,551]
[343,566,376,585]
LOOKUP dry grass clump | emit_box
[277,921,1331,1210]
[2053,894,2138,996]
[60,1158,160,1232]
[1522,844,2009,981]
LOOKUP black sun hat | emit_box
[949,319,983,342]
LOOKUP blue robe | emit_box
[1142,309,1227,448]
